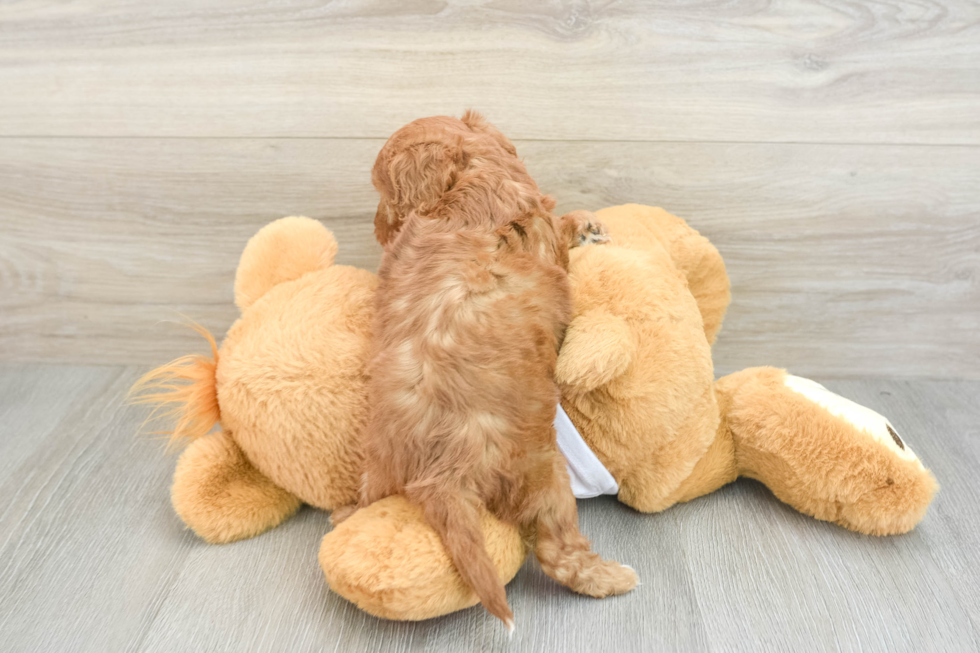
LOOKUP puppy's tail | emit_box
[416,490,514,631]
[128,321,220,451]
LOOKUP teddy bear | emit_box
[133,204,937,622]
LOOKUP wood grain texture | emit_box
[0,0,979,143]
[1,366,978,652]
[0,365,195,652]
[2,137,977,377]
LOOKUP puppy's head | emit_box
[371,111,520,246]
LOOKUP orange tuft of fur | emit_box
[129,322,220,451]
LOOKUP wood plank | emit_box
[0,0,978,143]
[0,136,384,365]
[2,137,977,378]
[0,365,195,652]
[0,363,119,479]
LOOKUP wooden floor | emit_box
[1,365,978,652]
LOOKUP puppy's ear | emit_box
[373,202,400,248]
[371,138,467,246]
[371,147,400,246]
[461,109,517,157]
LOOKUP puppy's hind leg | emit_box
[526,448,638,598]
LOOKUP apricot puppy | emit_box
[345,112,636,629]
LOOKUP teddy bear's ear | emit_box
[556,310,636,393]
[234,216,338,312]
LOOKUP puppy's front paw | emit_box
[562,210,610,248]
[578,219,609,246]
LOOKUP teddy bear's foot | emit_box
[319,495,527,621]
[172,430,301,543]
[716,367,938,536]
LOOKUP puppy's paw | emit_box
[579,219,610,246]
[561,210,610,248]
[572,559,639,598]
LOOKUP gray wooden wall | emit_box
[1,1,978,378]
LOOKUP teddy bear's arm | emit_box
[631,208,731,345]
[678,238,730,346]
[171,430,301,543]
[556,309,636,393]
[595,205,731,345]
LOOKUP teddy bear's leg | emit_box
[660,422,739,506]
[319,496,527,621]
[714,367,938,535]
[172,429,302,543]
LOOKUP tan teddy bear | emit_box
[134,216,373,543]
[134,205,937,622]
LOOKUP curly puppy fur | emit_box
[349,112,636,628]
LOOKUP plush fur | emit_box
[715,367,937,535]
[171,429,301,543]
[135,204,937,619]
[355,114,635,627]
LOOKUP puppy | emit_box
[345,112,637,629]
